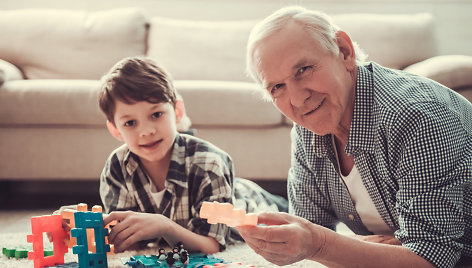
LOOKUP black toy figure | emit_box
[180,249,189,265]
[166,252,176,266]
[157,248,166,262]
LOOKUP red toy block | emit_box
[27,214,69,268]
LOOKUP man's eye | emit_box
[151,112,162,119]
[296,65,314,78]
[124,120,136,127]
[270,84,284,98]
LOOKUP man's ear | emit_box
[106,120,123,142]
[336,31,356,70]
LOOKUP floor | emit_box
[0,209,54,233]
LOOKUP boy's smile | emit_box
[110,100,179,164]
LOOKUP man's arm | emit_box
[237,212,434,267]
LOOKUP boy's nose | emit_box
[140,125,156,137]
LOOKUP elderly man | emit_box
[237,6,471,268]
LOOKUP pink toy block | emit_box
[27,214,69,268]
[199,201,258,227]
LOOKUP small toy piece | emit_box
[199,201,258,227]
[71,211,110,268]
[27,214,69,268]
[157,248,166,261]
[180,249,189,265]
[123,252,226,267]
[166,251,177,266]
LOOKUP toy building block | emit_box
[71,211,110,268]
[61,203,115,255]
[27,214,69,268]
[199,201,258,227]
[61,203,89,249]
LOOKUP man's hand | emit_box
[103,211,171,253]
[236,212,329,266]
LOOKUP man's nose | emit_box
[288,83,310,107]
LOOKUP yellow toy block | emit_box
[199,201,258,227]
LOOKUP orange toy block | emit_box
[199,201,258,227]
[27,214,69,268]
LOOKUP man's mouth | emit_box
[140,139,162,148]
[304,98,326,116]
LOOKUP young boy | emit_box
[98,56,287,254]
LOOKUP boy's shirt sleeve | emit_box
[99,150,138,214]
[185,147,234,250]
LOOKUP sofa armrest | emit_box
[403,55,472,91]
[0,59,24,86]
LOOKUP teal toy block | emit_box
[71,211,110,268]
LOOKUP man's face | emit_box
[254,22,356,137]
[112,100,178,164]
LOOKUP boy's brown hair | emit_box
[99,56,176,124]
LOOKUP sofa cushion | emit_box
[0,59,24,86]
[0,80,105,126]
[332,13,437,69]
[403,55,472,91]
[0,8,150,80]
[175,80,283,126]
[148,17,256,82]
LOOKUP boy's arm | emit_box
[104,211,220,254]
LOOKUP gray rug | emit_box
[0,232,326,267]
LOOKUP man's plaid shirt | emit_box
[288,62,471,268]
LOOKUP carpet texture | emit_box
[0,232,327,267]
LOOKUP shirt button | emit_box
[348,214,355,221]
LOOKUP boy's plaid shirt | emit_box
[100,133,234,248]
[288,63,472,268]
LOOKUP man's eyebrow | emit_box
[264,59,312,90]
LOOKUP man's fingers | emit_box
[238,224,290,243]
[256,212,291,226]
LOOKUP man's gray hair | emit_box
[246,6,367,83]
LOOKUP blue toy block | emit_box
[71,211,110,268]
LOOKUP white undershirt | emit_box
[332,136,392,235]
[149,181,166,205]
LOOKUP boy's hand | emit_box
[104,211,171,253]
[47,205,77,242]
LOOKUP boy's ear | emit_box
[106,120,123,142]
[174,99,184,124]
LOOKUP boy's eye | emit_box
[124,120,136,127]
[151,112,163,119]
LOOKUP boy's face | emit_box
[109,100,179,164]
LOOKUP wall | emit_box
[1,0,471,56]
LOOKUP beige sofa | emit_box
[1,8,471,190]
